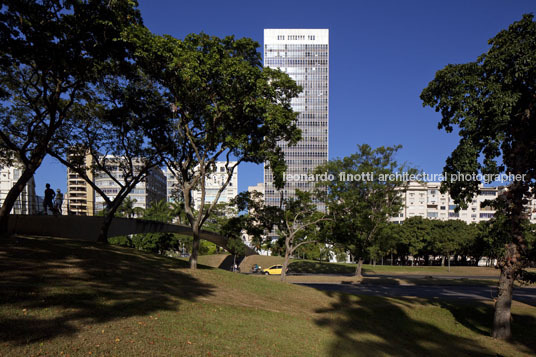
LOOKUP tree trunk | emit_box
[441,256,445,267]
[189,224,200,269]
[355,258,364,278]
[0,166,38,238]
[391,252,393,266]
[447,253,451,272]
[97,214,114,243]
[280,245,291,282]
[97,202,122,243]
[492,265,515,340]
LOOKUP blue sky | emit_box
[34,0,535,196]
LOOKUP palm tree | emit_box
[144,200,172,223]
[117,197,138,218]
[170,200,186,225]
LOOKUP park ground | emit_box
[1,236,535,356]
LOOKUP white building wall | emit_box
[0,165,37,214]
[93,157,167,212]
[391,181,536,225]
[166,162,238,210]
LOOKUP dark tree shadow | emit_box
[313,291,498,356]
[288,261,354,275]
[438,300,536,354]
[0,236,214,345]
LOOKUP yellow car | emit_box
[263,265,284,275]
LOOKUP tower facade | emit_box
[263,29,329,207]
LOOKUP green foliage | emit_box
[49,69,171,238]
[127,30,302,265]
[115,197,143,218]
[107,200,192,255]
[316,144,415,261]
[108,235,133,248]
[131,232,179,254]
[421,15,536,337]
[421,15,536,205]
[0,0,143,230]
[276,190,327,247]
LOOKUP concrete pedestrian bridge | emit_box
[7,215,256,255]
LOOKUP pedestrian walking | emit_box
[54,188,64,215]
[43,183,55,215]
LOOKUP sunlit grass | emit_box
[1,236,534,356]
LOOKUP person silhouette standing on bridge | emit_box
[43,183,55,215]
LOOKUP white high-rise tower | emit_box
[263,29,329,208]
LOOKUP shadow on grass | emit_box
[288,261,355,275]
[359,277,402,286]
[314,292,496,356]
[0,236,214,345]
[437,300,536,354]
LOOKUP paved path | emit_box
[296,283,536,306]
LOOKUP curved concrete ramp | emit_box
[7,215,256,256]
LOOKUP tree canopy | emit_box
[0,0,143,234]
[315,144,414,277]
[420,14,536,340]
[129,31,302,269]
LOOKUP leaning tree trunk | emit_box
[0,167,38,238]
[493,263,515,339]
[280,239,292,282]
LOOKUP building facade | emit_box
[66,154,95,215]
[66,155,167,215]
[390,181,536,224]
[166,161,238,210]
[0,165,37,214]
[248,182,265,198]
[263,29,329,208]
[94,159,167,212]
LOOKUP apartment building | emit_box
[0,165,37,214]
[66,155,167,214]
[391,181,535,224]
[94,159,166,212]
[166,161,238,210]
[66,154,95,215]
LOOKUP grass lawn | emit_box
[1,236,535,356]
[195,254,230,269]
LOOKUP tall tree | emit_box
[132,32,302,269]
[315,145,414,277]
[0,0,142,236]
[420,14,536,339]
[398,216,431,266]
[273,190,328,282]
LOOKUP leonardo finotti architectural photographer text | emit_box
[283,172,527,183]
